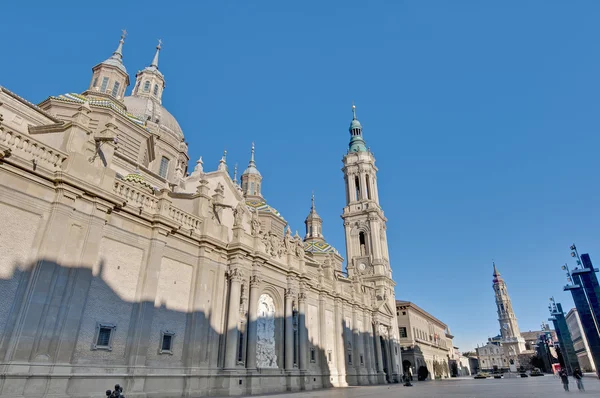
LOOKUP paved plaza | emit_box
[243,376,600,398]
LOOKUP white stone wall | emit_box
[73,237,143,363]
[0,203,41,337]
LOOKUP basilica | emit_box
[0,33,401,397]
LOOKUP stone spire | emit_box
[151,39,162,68]
[131,40,166,103]
[233,163,239,185]
[218,150,228,172]
[304,192,324,242]
[241,142,263,198]
[88,30,130,95]
[348,101,367,153]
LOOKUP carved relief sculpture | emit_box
[256,293,278,368]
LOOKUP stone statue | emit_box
[295,239,305,259]
[251,211,261,236]
[283,226,293,253]
[233,202,244,227]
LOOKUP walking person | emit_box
[559,369,570,392]
[573,367,584,391]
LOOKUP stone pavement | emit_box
[241,375,600,398]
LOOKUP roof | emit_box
[245,198,285,221]
[396,300,449,329]
[123,96,183,139]
[49,93,148,130]
[304,241,335,253]
[0,86,61,123]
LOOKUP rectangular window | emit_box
[399,327,408,338]
[93,322,115,350]
[111,81,120,97]
[347,352,352,365]
[159,156,169,178]
[237,331,244,363]
[159,330,175,354]
[360,354,364,365]
[250,182,255,195]
[92,77,98,88]
[100,77,109,93]
[310,348,316,363]
[327,350,332,363]
[293,329,298,366]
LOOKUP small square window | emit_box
[159,330,175,354]
[92,323,115,350]
[402,311,406,316]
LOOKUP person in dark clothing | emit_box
[559,369,569,391]
[573,368,584,391]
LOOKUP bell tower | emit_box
[341,103,390,280]
[493,263,526,353]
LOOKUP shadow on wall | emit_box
[0,258,381,397]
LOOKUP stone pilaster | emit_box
[298,291,308,371]
[334,298,346,385]
[224,267,244,369]
[373,319,384,374]
[284,287,295,371]
[245,273,261,369]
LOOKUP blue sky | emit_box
[2,1,600,351]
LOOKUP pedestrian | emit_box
[559,369,569,392]
[573,367,584,391]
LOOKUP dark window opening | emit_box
[366,174,371,199]
[359,231,368,256]
[399,327,407,338]
[162,334,172,351]
[97,328,111,346]
[355,176,361,200]
[237,332,244,363]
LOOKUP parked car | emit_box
[474,372,490,379]
[530,368,544,377]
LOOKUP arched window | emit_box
[359,231,368,256]
[153,84,159,95]
[250,182,255,195]
[309,226,313,236]
[143,81,150,92]
[355,176,361,200]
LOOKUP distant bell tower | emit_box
[493,263,526,352]
[341,103,391,280]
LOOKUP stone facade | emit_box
[395,300,453,380]
[0,35,401,397]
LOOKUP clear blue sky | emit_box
[2,1,599,352]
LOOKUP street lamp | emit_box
[570,244,582,268]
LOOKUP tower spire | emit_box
[151,39,162,68]
[233,163,238,184]
[113,29,126,60]
[348,101,367,153]
[311,191,316,212]
[493,262,500,276]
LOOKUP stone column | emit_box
[298,291,308,371]
[373,320,384,373]
[363,311,375,380]
[224,268,244,369]
[352,306,360,374]
[285,288,295,370]
[348,173,357,202]
[335,298,346,383]
[245,274,261,369]
[319,293,328,372]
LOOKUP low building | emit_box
[396,300,453,380]
[476,342,509,372]
[566,308,597,372]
